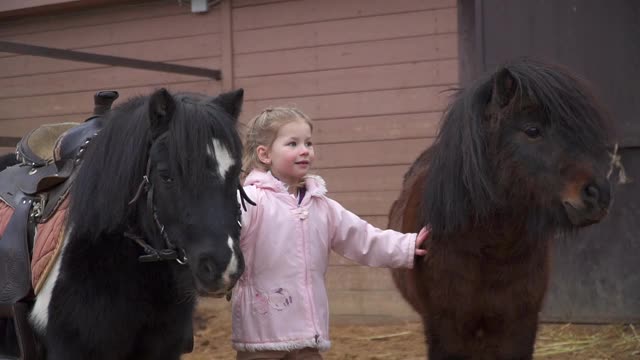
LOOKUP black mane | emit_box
[0,153,18,172]
[422,59,610,238]
[69,92,242,239]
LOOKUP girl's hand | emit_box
[415,226,430,256]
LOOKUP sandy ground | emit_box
[184,300,640,360]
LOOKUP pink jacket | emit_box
[231,170,417,352]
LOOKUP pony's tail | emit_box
[0,318,20,357]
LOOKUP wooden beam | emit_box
[0,137,20,147]
[0,41,221,80]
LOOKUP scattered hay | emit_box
[534,323,640,359]
[185,302,640,359]
[358,331,413,341]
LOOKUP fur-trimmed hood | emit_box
[244,170,327,198]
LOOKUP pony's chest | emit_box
[421,247,549,307]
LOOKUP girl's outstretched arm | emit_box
[327,198,428,268]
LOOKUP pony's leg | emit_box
[45,333,131,360]
[45,344,86,360]
[131,334,184,360]
[131,309,194,360]
[422,315,471,360]
[131,327,188,360]
[45,287,138,360]
[495,316,537,360]
[427,343,470,360]
[425,315,537,360]
[134,347,183,360]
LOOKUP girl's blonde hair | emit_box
[242,107,314,174]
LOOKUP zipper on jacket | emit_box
[296,198,321,346]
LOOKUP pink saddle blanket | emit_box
[0,198,68,295]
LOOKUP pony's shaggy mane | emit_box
[69,92,243,239]
[422,59,609,239]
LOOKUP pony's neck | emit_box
[456,210,556,260]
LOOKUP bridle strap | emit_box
[128,175,149,206]
[125,132,187,264]
[123,231,181,262]
[128,152,153,206]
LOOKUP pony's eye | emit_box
[160,174,174,183]
[524,127,542,139]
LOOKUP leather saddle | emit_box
[0,91,118,360]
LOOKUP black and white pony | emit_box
[2,88,248,359]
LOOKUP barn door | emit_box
[459,0,640,322]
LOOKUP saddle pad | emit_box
[0,198,69,295]
[32,197,68,294]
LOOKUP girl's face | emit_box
[258,120,314,189]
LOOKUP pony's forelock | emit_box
[168,94,243,189]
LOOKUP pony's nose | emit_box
[197,257,224,283]
[582,181,611,209]
[195,241,244,296]
[563,178,611,227]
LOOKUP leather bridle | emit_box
[125,132,255,264]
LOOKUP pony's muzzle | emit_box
[562,179,611,226]
[194,240,244,297]
[194,257,230,297]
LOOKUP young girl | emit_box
[233,107,429,360]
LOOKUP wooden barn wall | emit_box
[0,0,223,143]
[0,0,459,323]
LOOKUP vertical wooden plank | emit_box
[220,0,235,91]
[457,0,482,85]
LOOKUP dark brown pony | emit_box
[390,59,612,360]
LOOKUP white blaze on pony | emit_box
[222,236,239,287]
[206,138,241,289]
[207,138,234,180]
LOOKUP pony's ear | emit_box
[213,88,244,120]
[491,68,517,108]
[148,88,175,139]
